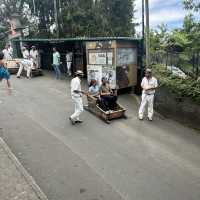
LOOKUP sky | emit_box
[135,0,200,33]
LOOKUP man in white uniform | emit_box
[2,45,13,60]
[66,51,73,76]
[30,46,39,69]
[16,59,34,79]
[17,47,33,78]
[138,69,158,121]
[22,46,30,59]
[69,70,84,125]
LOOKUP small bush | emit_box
[153,64,200,104]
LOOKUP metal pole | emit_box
[32,0,36,14]
[54,0,59,38]
[142,0,145,42]
[145,0,150,68]
[141,0,145,79]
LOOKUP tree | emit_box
[183,0,200,12]
[98,0,136,36]
[24,0,55,37]
[60,0,136,37]
[0,0,25,27]
[60,0,97,37]
[149,24,169,53]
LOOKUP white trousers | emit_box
[138,94,154,119]
[67,62,72,75]
[17,61,33,78]
[71,97,84,120]
[31,58,39,69]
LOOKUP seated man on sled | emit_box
[88,79,100,97]
[99,77,118,111]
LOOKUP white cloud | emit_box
[134,0,199,33]
[150,8,185,26]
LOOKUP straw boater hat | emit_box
[75,70,84,76]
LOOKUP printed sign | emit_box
[89,52,107,65]
[89,51,113,65]
[87,65,102,85]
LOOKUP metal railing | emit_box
[151,51,200,79]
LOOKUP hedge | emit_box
[153,64,200,104]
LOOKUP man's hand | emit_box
[73,90,88,95]
[101,92,111,96]
[144,87,155,91]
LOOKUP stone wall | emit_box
[155,86,200,130]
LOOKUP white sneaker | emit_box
[139,116,143,120]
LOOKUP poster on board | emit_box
[89,52,107,65]
[117,48,137,66]
[87,65,102,85]
[107,52,113,65]
[102,66,116,89]
[87,65,116,88]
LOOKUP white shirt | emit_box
[71,77,82,98]
[141,76,158,95]
[30,50,38,60]
[22,50,30,59]
[8,47,13,58]
[66,52,73,62]
[2,49,12,60]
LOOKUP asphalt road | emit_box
[0,73,200,200]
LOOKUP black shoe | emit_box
[76,120,83,123]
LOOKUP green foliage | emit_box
[150,24,169,53]
[150,7,200,77]
[0,40,6,50]
[0,0,136,38]
[153,64,200,104]
[98,0,135,36]
[60,0,136,37]
[167,30,191,52]
[183,0,200,12]
[150,12,200,53]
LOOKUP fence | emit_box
[151,51,200,79]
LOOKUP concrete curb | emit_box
[0,137,49,200]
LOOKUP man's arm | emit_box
[141,78,146,90]
[100,92,110,96]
